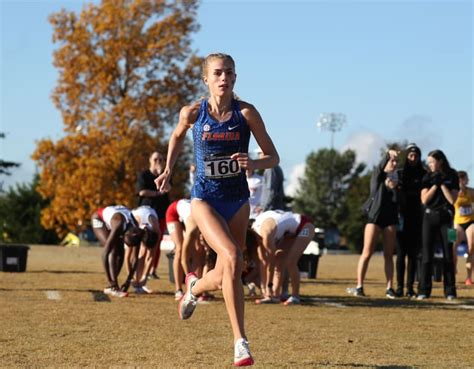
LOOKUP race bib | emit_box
[459,205,473,217]
[204,156,240,179]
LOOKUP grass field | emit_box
[1,245,473,368]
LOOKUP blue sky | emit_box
[1,0,472,195]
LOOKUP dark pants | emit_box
[396,216,422,291]
[419,209,456,297]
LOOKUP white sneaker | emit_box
[247,283,257,297]
[255,296,278,305]
[178,273,198,320]
[175,289,184,301]
[283,296,301,306]
[141,285,153,294]
[103,287,128,298]
[234,338,254,366]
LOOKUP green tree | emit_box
[293,148,366,232]
[338,173,371,251]
[32,0,204,236]
[0,175,59,244]
[0,133,20,192]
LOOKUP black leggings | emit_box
[419,209,456,297]
[396,217,422,291]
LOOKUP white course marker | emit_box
[46,290,61,300]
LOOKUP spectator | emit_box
[453,170,474,286]
[417,150,459,300]
[259,147,285,211]
[347,149,399,298]
[395,143,426,297]
[136,151,170,279]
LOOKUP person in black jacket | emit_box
[417,149,459,300]
[395,143,427,297]
[347,149,399,298]
[136,151,171,279]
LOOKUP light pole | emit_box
[316,113,347,149]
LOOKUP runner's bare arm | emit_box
[231,101,279,171]
[155,102,200,192]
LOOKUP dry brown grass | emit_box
[1,245,473,368]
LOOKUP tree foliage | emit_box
[338,173,371,251]
[0,175,59,244]
[32,0,204,236]
[0,133,20,177]
[293,149,366,231]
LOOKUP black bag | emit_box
[362,196,374,215]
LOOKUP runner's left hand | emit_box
[231,152,253,171]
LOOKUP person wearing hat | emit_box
[347,149,399,298]
[395,143,427,297]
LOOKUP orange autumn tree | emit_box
[32,0,204,237]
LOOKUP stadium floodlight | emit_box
[316,113,347,149]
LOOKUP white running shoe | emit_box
[234,338,254,366]
[247,283,257,297]
[178,273,198,320]
[283,296,301,306]
[175,289,184,301]
[255,296,278,305]
[103,287,128,298]
[141,285,153,294]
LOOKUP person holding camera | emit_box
[417,150,459,300]
[347,149,399,298]
[395,143,427,298]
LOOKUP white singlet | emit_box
[102,205,135,231]
[132,206,158,230]
[252,210,301,241]
[247,173,263,219]
[177,199,192,223]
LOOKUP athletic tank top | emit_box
[191,99,251,201]
[252,210,301,241]
[454,189,474,225]
[102,205,135,231]
[132,206,158,229]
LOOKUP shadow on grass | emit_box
[301,278,354,286]
[27,270,101,275]
[301,294,474,310]
[89,290,111,302]
[306,363,414,368]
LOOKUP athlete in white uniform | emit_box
[166,199,202,299]
[252,210,315,305]
[91,205,143,298]
[247,169,264,220]
[130,206,161,294]
[102,205,136,230]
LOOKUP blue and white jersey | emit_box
[191,99,251,201]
